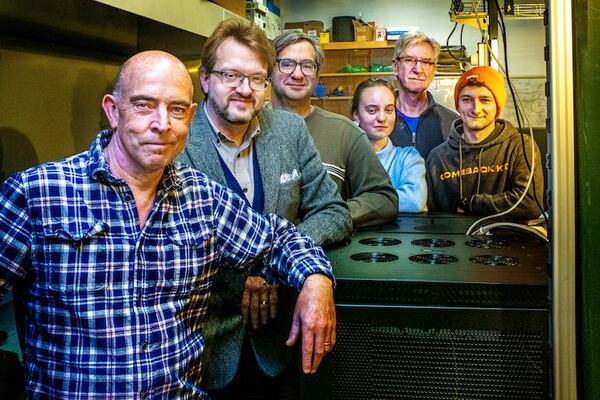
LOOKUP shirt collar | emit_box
[86,129,180,192]
[202,102,261,148]
[87,129,116,183]
[376,138,394,155]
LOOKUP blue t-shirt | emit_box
[397,109,419,134]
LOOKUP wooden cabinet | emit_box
[312,41,398,118]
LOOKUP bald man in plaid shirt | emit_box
[0,50,336,399]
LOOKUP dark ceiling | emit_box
[0,0,206,61]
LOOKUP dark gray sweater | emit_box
[305,106,398,227]
[426,119,544,219]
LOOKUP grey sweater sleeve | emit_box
[293,119,353,245]
[345,131,399,227]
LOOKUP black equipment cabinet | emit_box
[302,215,550,400]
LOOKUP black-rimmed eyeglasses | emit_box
[210,69,271,91]
[276,59,319,76]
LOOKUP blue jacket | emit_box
[177,106,351,389]
[376,140,427,213]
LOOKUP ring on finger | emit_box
[260,300,269,307]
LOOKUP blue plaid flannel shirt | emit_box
[0,130,334,399]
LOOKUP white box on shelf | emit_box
[265,10,281,39]
[247,9,266,30]
[386,26,419,41]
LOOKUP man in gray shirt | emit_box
[270,30,398,228]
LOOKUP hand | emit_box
[241,276,278,329]
[457,197,469,214]
[286,274,336,374]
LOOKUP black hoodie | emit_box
[426,119,544,220]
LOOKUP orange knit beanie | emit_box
[454,66,507,119]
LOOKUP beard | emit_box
[207,93,259,125]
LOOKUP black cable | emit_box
[445,22,462,63]
[460,23,465,59]
[495,0,548,222]
[445,21,468,71]
[481,0,488,42]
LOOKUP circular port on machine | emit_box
[470,255,520,266]
[350,252,399,263]
[408,254,459,264]
[358,238,402,246]
[465,239,509,249]
[411,238,455,248]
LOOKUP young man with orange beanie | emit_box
[426,66,544,219]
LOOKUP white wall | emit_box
[279,0,545,77]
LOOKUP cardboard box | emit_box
[209,0,246,17]
[353,20,375,42]
[284,20,324,37]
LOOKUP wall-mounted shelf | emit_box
[314,42,396,117]
[321,41,395,50]
[320,72,395,77]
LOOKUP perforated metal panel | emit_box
[304,307,548,400]
[301,216,549,400]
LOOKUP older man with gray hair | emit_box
[389,31,458,160]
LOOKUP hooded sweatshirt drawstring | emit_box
[459,137,484,208]
[459,137,463,200]
[476,147,484,195]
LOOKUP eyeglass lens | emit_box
[277,59,318,75]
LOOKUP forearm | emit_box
[396,186,427,213]
[347,191,398,227]
[297,205,352,246]
[468,141,544,219]
[395,151,427,213]
[468,188,540,219]
[345,137,398,227]
[257,213,335,289]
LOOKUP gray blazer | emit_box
[178,106,352,389]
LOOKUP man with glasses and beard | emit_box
[178,18,351,399]
[389,32,459,160]
[270,30,398,228]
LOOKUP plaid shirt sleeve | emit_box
[198,177,335,289]
[0,173,32,299]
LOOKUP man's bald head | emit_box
[101,50,198,178]
[113,50,194,101]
